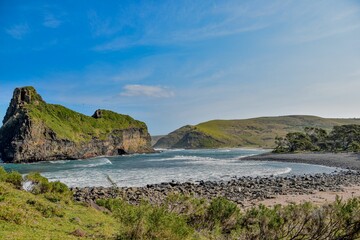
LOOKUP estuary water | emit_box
[0,149,338,187]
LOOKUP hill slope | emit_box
[154,116,360,149]
[0,87,153,163]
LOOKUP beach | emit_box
[242,152,360,170]
[73,169,360,208]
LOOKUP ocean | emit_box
[0,148,338,187]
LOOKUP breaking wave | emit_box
[74,158,112,168]
[49,160,71,164]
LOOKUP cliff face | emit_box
[0,87,154,163]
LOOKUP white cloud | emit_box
[120,85,174,98]
[6,23,30,39]
[43,14,61,28]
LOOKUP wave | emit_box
[151,155,218,162]
[238,154,257,159]
[216,149,231,152]
[154,148,186,152]
[49,160,71,164]
[274,167,292,175]
[74,158,112,168]
[148,155,266,168]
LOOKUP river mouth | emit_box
[0,148,340,188]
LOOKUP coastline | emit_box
[71,152,360,208]
[242,152,360,171]
[72,170,360,208]
[238,152,360,207]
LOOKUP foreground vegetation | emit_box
[0,168,118,239]
[1,168,360,239]
[274,125,360,153]
[154,115,360,149]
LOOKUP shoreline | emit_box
[242,152,360,171]
[72,170,360,208]
[72,152,360,207]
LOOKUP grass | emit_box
[155,115,360,149]
[20,87,147,143]
[1,168,360,239]
[0,169,119,239]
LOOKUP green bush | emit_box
[97,194,360,239]
[25,172,72,203]
[206,197,240,233]
[0,167,23,189]
[0,167,7,181]
[97,198,193,240]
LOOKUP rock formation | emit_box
[0,87,154,163]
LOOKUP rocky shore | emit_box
[72,170,360,206]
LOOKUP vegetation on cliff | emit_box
[274,125,360,153]
[154,116,360,149]
[17,87,147,143]
[1,168,360,239]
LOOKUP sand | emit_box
[242,152,360,208]
[243,185,360,209]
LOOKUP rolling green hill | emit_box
[154,115,360,149]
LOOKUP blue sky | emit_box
[1,0,360,135]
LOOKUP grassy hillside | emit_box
[155,115,360,149]
[0,168,118,239]
[18,87,148,143]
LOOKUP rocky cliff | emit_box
[0,87,154,163]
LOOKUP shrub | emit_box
[97,198,193,240]
[206,197,240,233]
[0,168,23,189]
[25,172,72,203]
[0,167,7,181]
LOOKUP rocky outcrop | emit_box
[0,87,154,163]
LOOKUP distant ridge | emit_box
[154,115,360,149]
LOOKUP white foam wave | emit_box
[74,158,112,168]
[216,149,231,152]
[154,148,186,152]
[149,155,218,162]
[49,160,71,164]
[274,167,292,175]
[238,154,257,159]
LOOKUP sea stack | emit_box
[0,86,154,163]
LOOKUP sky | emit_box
[0,0,360,135]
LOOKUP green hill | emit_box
[154,115,360,149]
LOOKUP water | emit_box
[0,149,339,187]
